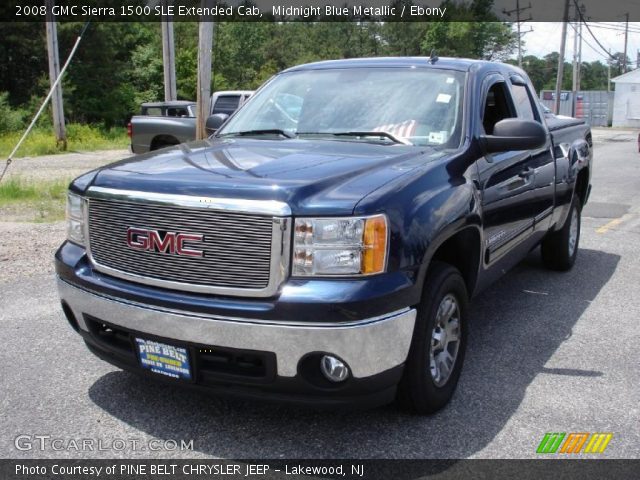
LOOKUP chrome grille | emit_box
[88,198,275,290]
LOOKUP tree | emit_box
[421,1,517,60]
[610,52,631,76]
[57,22,157,126]
[579,61,608,90]
[0,23,48,107]
[6,18,613,131]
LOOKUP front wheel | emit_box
[541,195,581,271]
[397,262,468,414]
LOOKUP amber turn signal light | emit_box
[362,215,388,274]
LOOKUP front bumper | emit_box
[58,278,417,407]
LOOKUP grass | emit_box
[0,177,70,222]
[0,123,128,158]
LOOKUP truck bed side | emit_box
[130,116,196,154]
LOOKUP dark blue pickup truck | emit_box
[56,57,592,413]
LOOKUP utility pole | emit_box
[571,5,579,116]
[196,0,214,140]
[45,0,66,149]
[502,0,533,68]
[577,14,583,91]
[622,13,629,73]
[161,0,177,101]
[607,48,611,92]
[555,0,570,115]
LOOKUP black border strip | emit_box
[2,0,640,22]
[2,459,640,480]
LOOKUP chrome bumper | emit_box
[57,278,417,378]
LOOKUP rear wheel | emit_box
[397,262,468,414]
[541,195,581,271]
[150,136,179,151]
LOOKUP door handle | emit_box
[518,167,535,179]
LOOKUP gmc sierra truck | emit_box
[56,58,592,413]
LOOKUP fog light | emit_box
[320,355,350,382]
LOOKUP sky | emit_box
[517,22,640,66]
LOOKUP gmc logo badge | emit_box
[126,227,204,257]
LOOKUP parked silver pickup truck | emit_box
[129,91,253,153]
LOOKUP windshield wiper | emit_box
[220,129,295,139]
[298,131,412,145]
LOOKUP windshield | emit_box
[218,67,465,148]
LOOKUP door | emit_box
[475,74,541,265]
[508,75,555,236]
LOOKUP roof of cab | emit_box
[283,56,521,75]
[141,100,195,107]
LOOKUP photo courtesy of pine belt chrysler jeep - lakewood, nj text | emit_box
[56,57,592,413]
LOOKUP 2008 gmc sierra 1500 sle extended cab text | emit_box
[55,57,592,413]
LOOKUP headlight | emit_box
[66,192,86,245]
[292,214,388,276]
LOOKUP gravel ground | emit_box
[0,222,64,283]
[2,149,131,182]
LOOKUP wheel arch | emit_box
[574,166,590,207]
[150,134,180,151]
[419,224,483,299]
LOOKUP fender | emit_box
[551,135,592,231]
[354,148,483,300]
[414,187,483,298]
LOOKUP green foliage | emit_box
[0,176,70,222]
[0,124,128,157]
[506,52,612,93]
[130,41,164,105]
[57,23,158,126]
[176,46,198,100]
[0,92,27,134]
[0,23,48,107]
[0,177,68,203]
[421,0,516,60]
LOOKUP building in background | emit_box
[611,69,640,128]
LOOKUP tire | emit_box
[541,195,581,271]
[150,137,179,151]
[150,142,173,151]
[397,262,468,414]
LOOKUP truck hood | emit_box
[88,138,440,215]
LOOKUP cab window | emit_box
[510,83,538,121]
[482,82,514,135]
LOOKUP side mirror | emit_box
[205,113,229,135]
[480,119,547,154]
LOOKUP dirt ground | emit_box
[2,148,131,183]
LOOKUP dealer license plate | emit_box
[135,338,192,380]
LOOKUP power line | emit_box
[570,23,640,69]
[569,22,611,61]
[585,23,640,35]
[622,13,629,72]
[572,0,617,61]
[597,22,640,34]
